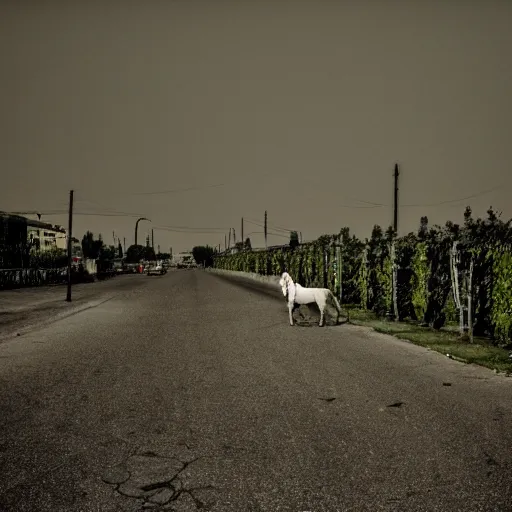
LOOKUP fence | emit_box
[0,258,104,290]
[0,267,68,290]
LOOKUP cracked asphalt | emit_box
[0,269,512,511]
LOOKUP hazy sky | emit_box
[1,0,511,253]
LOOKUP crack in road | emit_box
[103,451,219,510]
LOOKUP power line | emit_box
[400,184,504,208]
[74,195,232,230]
[6,210,67,216]
[244,218,295,233]
[153,225,227,234]
[154,229,226,234]
[153,222,230,231]
[75,211,144,217]
[21,206,229,233]
[7,209,144,218]
[130,183,226,196]
[51,211,145,218]
[353,198,387,206]
[332,203,385,209]
[244,230,289,239]
[74,198,146,217]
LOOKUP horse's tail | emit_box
[329,290,342,313]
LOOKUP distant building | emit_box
[173,251,195,267]
[173,251,190,264]
[26,219,67,251]
[0,212,28,268]
[0,211,68,252]
[0,212,27,247]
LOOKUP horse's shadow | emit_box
[290,303,348,327]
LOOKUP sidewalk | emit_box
[0,275,145,340]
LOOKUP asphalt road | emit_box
[0,274,149,340]
[0,269,511,512]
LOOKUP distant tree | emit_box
[127,244,155,262]
[385,225,396,242]
[339,227,350,242]
[125,244,145,263]
[100,245,116,262]
[418,216,429,241]
[156,252,170,260]
[244,237,252,250]
[81,231,104,259]
[118,242,123,258]
[192,245,215,267]
[367,225,389,316]
[142,246,156,261]
[289,231,299,249]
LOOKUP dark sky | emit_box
[2,0,511,253]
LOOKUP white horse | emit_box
[279,272,342,327]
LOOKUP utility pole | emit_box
[392,162,400,321]
[66,190,74,302]
[232,228,236,245]
[264,210,267,249]
[228,229,231,249]
[123,237,126,253]
[393,163,399,234]
[151,229,154,251]
[336,234,343,305]
[241,217,244,248]
[113,231,116,246]
[158,244,160,255]
[224,234,227,250]
[300,231,302,243]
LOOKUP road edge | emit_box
[0,296,114,342]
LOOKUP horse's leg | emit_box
[288,303,294,326]
[319,305,324,327]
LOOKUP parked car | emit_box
[113,259,124,274]
[147,263,167,276]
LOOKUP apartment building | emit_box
[27,219,67,251]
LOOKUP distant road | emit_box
[0,269,511,511]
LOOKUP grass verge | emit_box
[346,307,512,375]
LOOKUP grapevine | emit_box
[411,242,430,322]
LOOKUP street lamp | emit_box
[135,217,150,246]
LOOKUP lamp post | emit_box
[135,217,150,246]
